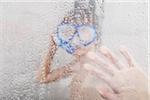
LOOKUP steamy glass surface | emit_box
[0,0,148,100]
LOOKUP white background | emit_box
[0,0,148,100]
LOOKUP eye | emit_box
[77,25,97,45]
[57,24,76,41]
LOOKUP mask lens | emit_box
[57,24,76,41]
[77,25,97,46]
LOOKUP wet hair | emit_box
[53,0,104,54]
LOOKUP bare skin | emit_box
[37,44,149,100]
[37,1,103,99]
[36,35,98,100]
[36,1,97,84]
[36,8,103,100]
[84,46,149,100]
[36,35,94,84]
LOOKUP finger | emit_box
[75,47,89,57]
[87,51,107,66]
[98,76,119,94]
[91,60,114,76]
[84,64,119,93]
[84,63,111,78]
[99,46,124,70]
[86,60,114,76]
[119,46,135,67]
[97,88,119,100]
[86,52,115,76]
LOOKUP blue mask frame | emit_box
[56,23,97,54]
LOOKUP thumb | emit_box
[97,87,119,100]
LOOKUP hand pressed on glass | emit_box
[84,46,148,100]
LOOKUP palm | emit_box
[84,46,148,100]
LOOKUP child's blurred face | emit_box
[56,24,97,55]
